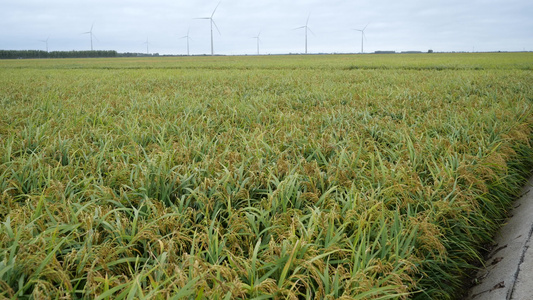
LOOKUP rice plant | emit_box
[0,52,532,299]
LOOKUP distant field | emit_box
[1,53,533,299]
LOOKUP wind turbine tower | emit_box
[195,2,221,55]
[40,37,49,52]
[295,15,313,54]
[180,28,192,56]
[354,24,368,53]
[82,24,96,51]
[252,31,261,55]
[143,37,150,55]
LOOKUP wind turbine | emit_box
[180,28,192,56]
[294,14,313,54]
[40,36,49,52]
[82,23,96,51]
[354,24,368,53]
[195,2,221,56]
[252,31,261,55]
[143,37,151,55]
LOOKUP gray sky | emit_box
[1,0,532,55]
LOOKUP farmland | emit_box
[1,53,533,299]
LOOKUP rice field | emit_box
[1,53,533,299]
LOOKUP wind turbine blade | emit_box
[293,26,306,30]
[211,1,221,18]
[308,27,315,36]
[363,23,369,31]
[212,20,221,35]
[194,17,210,20]
[306,14,310,26]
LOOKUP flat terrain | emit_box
[1,53,533,299]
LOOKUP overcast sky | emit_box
[1,0,532,55]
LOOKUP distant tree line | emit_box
[0,50,118,59]
[118,52,160,57]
